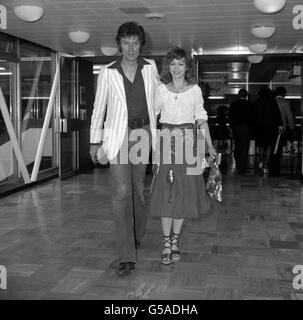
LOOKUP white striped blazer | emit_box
[90,58,159,160]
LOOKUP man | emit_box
[270,86,295,175]
[90,21,159,276]
[253,86,283,174]
[228,89,253,174]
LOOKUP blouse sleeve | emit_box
[154,84,164,115]
[193,85,208,121]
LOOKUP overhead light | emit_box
[100,46,118,56]
[145,13,165,20]
[230,72,242,80]
[13,5,44,22]
[0,72,13,76]
[247,55,263,63]
[78,50,96,57]
[254,0,286,14]
[191,47,203,56]
[249,41,268,53]
[285,95,302,99]
[251,25,275,38]
[208,95,225,100]
[68,31,91,44]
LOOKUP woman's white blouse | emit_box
[155,83,208,124]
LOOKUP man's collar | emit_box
[138,57,150,67]
[108,57,150,69]
[108,59,120,69]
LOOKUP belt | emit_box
[128,117,150,130]
[161,123,194,131]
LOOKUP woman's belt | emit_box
[161,122,195,131]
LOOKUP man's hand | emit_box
[90,144,100,164]
[278,126,283,134]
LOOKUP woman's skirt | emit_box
[150,123,210,219]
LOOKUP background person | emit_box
[253,86,283,174]
[229,89,253,174]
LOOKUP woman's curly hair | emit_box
[160,47,197,84]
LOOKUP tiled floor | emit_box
[0,162,303,300]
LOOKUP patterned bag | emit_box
[205,154,222,202]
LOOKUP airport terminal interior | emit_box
[0,0,303,300]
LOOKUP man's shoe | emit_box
[116,262,135,276]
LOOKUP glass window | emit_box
[0,60,14,183]
[19,41,56,174]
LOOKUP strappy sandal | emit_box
[171,232,181,261]
[161,235,172,265]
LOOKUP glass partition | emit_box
[0,60,15,183]
[0,34,58,194]
[19,41,56,174]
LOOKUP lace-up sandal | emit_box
[161,235,172,265]
[171,232,181,261]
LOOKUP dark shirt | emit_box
[229,98,253,127]
[109,57,149,121]
[253,96,282,129]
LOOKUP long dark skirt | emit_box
[150,123,210,219]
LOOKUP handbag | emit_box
[205,153,222,202]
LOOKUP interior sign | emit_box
[293,5,303,29]
[0,5,7,29]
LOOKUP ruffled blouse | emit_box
[155,83,208,124]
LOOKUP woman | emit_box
[150,47,216,265]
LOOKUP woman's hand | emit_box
[208,145,217,159]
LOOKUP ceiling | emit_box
[1,0,303,91]
[1,0,303,57]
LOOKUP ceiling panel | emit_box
[0,0,302,58]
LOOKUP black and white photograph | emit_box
[0,0,303,304]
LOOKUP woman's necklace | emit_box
[172,83,185,100]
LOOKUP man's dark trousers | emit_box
[109,126,151,263]
[232,125,251,173]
